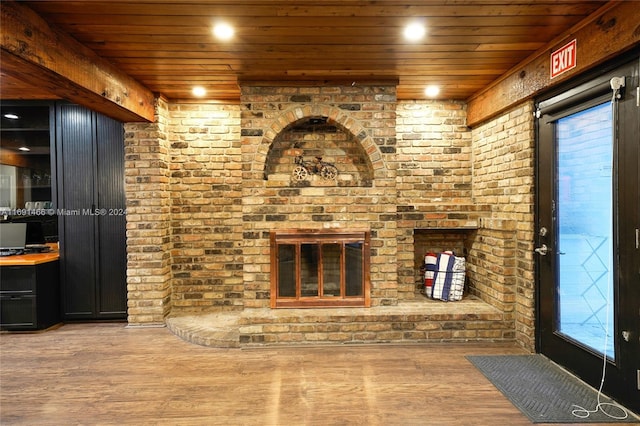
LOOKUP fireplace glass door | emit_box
[271,230,370,308]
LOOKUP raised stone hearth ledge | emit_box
[165,296,513,348]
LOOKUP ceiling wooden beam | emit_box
[0,1,155,123]
[466,1,640,127]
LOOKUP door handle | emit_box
[534,244,548,256]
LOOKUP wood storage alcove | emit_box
[270,229,371,308]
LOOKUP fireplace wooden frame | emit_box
[270,229,371,308]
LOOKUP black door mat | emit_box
[466,354,639,423]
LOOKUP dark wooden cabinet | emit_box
[0,260,60,330]
[1,100,126,324]
[57,103,127,320]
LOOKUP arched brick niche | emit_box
[243,101,388,181]
[264,116,374,187]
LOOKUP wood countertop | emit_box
[0,245,59,266]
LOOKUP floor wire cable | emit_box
[570,85,628,421]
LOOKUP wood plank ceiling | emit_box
[2,0,609,102]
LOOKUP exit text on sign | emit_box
[550,39,577,79]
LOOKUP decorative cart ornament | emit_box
[291,155,338,181]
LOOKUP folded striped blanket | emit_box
[424,252,437,289]
[430,252,465,301]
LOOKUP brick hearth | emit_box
[165,296,512,348]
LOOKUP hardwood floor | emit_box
[0,323,630,425]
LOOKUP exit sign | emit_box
[550,39,577,79]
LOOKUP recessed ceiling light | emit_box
[192,86,207,97]
[213,22,234,41]
[3,113,19,119]
[404,22,426,41]
[425,85,440,97]
[18,146,30,152]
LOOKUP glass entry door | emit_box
[536,57,639,413]
[556,102,615,358]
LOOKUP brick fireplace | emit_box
[269,228,371,308]
[124,86,535,350]
[240,83,399,308]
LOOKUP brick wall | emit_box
[470,101,536,350]
[122,94,536,351]
[124,97,172,324]
[396,100,472,206]
[395,100,489,299]
[125,100,246,320]
[168,102,243,311]
[394,99,536,349]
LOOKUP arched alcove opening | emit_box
[263,115,373,187]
